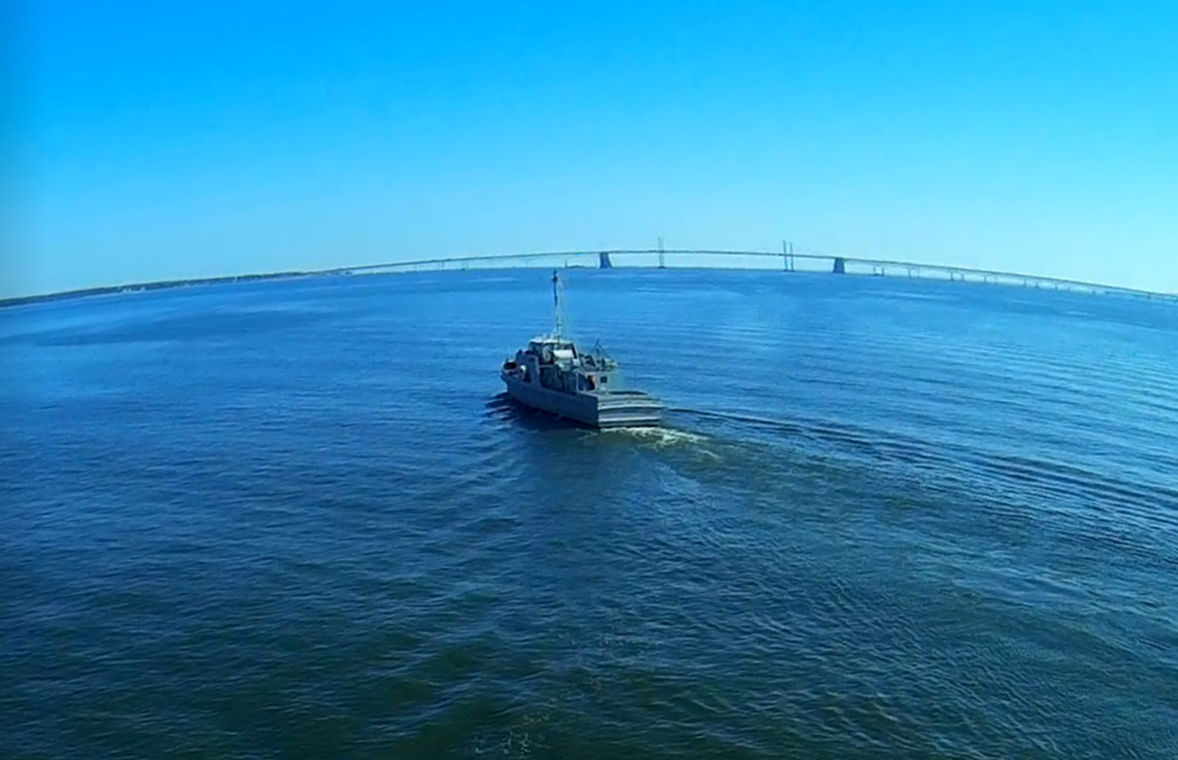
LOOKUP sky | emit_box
[6,0,1178,297]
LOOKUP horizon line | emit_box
[4,248,1176,308]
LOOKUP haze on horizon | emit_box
[7,1,1178,299]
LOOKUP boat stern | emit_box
[594,390,664,428]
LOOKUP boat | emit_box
[500,271,663,428]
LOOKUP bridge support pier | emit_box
[782,241,795,272]
[833,257,846,274]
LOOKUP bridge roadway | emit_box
[315,248,1176,302]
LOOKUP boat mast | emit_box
[551,269,564,338]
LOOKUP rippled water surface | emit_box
[3,270,1177,759]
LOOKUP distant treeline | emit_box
[0,270,321,309]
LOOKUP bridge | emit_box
[314,247,1175,302]
[6,246,1173,309]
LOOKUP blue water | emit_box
[2,269,1176,759]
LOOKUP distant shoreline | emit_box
[0,270,318,309]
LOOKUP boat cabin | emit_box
[502,336,618,395]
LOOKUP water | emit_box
[2,269,1176,759]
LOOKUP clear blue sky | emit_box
[9,0,1178,297]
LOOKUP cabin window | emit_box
[600,376,608,384]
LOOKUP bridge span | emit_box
[9,248,1173,309]
[317,248,1175,302]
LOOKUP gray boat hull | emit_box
[502,373,662,428]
